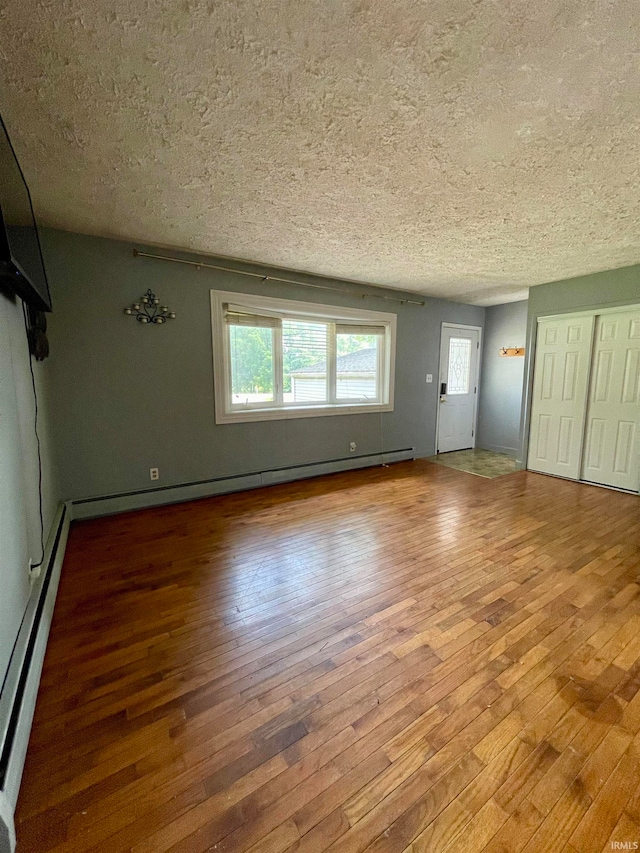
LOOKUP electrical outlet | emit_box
[426,374,433,383]
[150,467,159,481]
[349,441,356,453]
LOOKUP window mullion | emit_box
[328,322,337,404]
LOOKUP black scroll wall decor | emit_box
[124,289,176,324]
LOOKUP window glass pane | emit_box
[447,337,471,395]
[229,325,274,405]
[284,319,328,403]
[336,333,379,400]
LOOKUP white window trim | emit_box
[211,290,397,424]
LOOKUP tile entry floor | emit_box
[427,448,517,479]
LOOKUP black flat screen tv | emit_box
[0,114,51,312]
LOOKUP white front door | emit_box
[581,310,640,490]
[437,325,480,453]
[528,314,595,479]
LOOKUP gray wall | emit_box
[518,263,640,465]
[41,230,485,502]
[527,264,640,318]
[0,793,14,853]
[0,290,59,688]
[476,300,528,456]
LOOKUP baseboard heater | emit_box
[0,504,70,853]
[71,448,415,520]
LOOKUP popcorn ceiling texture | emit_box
[1,0,639,305]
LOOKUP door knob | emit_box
[439,396,447,403]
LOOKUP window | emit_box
[211,290,396,423]
[447,337,472,395]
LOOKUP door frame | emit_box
[436,322,483,454]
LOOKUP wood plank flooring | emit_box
[15,460,640,853]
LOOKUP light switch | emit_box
[426,374,433,383]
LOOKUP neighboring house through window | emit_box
[290,347,379,403]
[211,289,396,424]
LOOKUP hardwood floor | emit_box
[15,460,640,853]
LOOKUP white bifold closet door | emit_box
[581,310,640,490]
[527,315,595,479]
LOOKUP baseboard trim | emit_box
[0,503,70,853]
[475,442,519,458]
[71,449,416,520]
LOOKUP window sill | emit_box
[215,402,394,425]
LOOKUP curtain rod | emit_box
[132,249,426,306]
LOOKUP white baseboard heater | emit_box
[0,504,70,853]
[72,448,415,520]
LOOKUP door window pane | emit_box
[284,319,328,403]
[448,337,471,395]
[336,333,379,400]
[229,325,275,404]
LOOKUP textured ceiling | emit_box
[1,1,640,305]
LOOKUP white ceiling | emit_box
[1,1,639,305]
